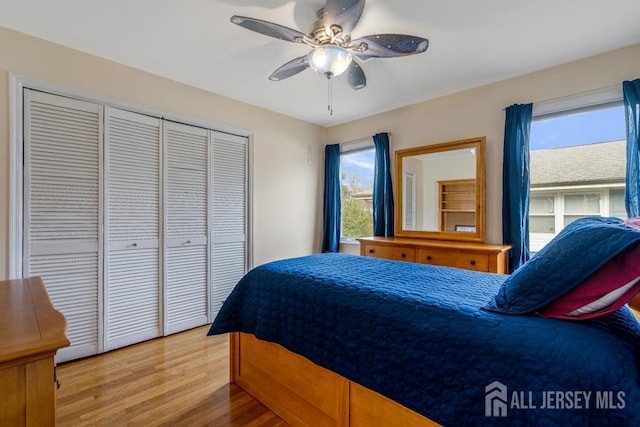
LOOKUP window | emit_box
[610,189,627,218]
[340,146,375,242]
[530,195,555,234]
[402,171,416,230]
[563,193,601,226]
[529,102,626,252]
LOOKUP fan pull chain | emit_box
[327,74,333,116]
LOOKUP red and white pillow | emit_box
[537,218,640,320]
[625,217,640,231]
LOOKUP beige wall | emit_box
[328,43,640,244]
[0,27,326,279]
[421,155,476,231]
[2,25,639,278]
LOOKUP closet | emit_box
[22,89,248,362]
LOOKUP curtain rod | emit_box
[503,84,622,111]
[339,136,373,147]
[335,132,392,147]
[535,84,620,106]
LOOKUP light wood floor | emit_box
[56,326,287,426]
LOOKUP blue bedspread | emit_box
[208,254,640,426]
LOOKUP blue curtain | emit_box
[502,103,533,272]
[624,79,640,218]
[322,144,341,252]
[373,133,394,237]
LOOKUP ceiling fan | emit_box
[230,0,429,91]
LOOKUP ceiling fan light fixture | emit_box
[231,0,430,97]
[307,45,352,78]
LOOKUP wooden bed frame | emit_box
[230,332,440,427]
[231,299,640,426]
[224,212,640,425]
[630,295,640,321]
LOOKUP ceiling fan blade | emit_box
[344,60,366,90]
[269,56,310,81]
[349,34,429,60]
[231,16,314,44]
[322,0,365,34]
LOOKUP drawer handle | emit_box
[401,252,406,258]
[369,249,375,254]
[426,255,432,261]
[470,260,476,266]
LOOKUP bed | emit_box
[209,218,640,426]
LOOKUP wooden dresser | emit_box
[0,277,70,426]
[358,237,511,274]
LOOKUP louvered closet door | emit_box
[104,107,161,351]
[211,131,248,318]
[23,89,102,363]
[164,121,209,335]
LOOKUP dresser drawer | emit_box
[418,248,489,271]
[358,238,511,273]
[363,244,416,262]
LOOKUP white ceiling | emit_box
[2,0,640,127]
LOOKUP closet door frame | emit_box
[9,75,253,341]
[9,74,253,279]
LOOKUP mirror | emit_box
[395,137,486,242]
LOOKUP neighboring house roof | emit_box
[530,140,625,187]
[351,188,373,200]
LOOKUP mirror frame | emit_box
[394,136,486,242]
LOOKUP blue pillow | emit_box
[484,216,640,314]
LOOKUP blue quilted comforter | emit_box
[208,254,640,426]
